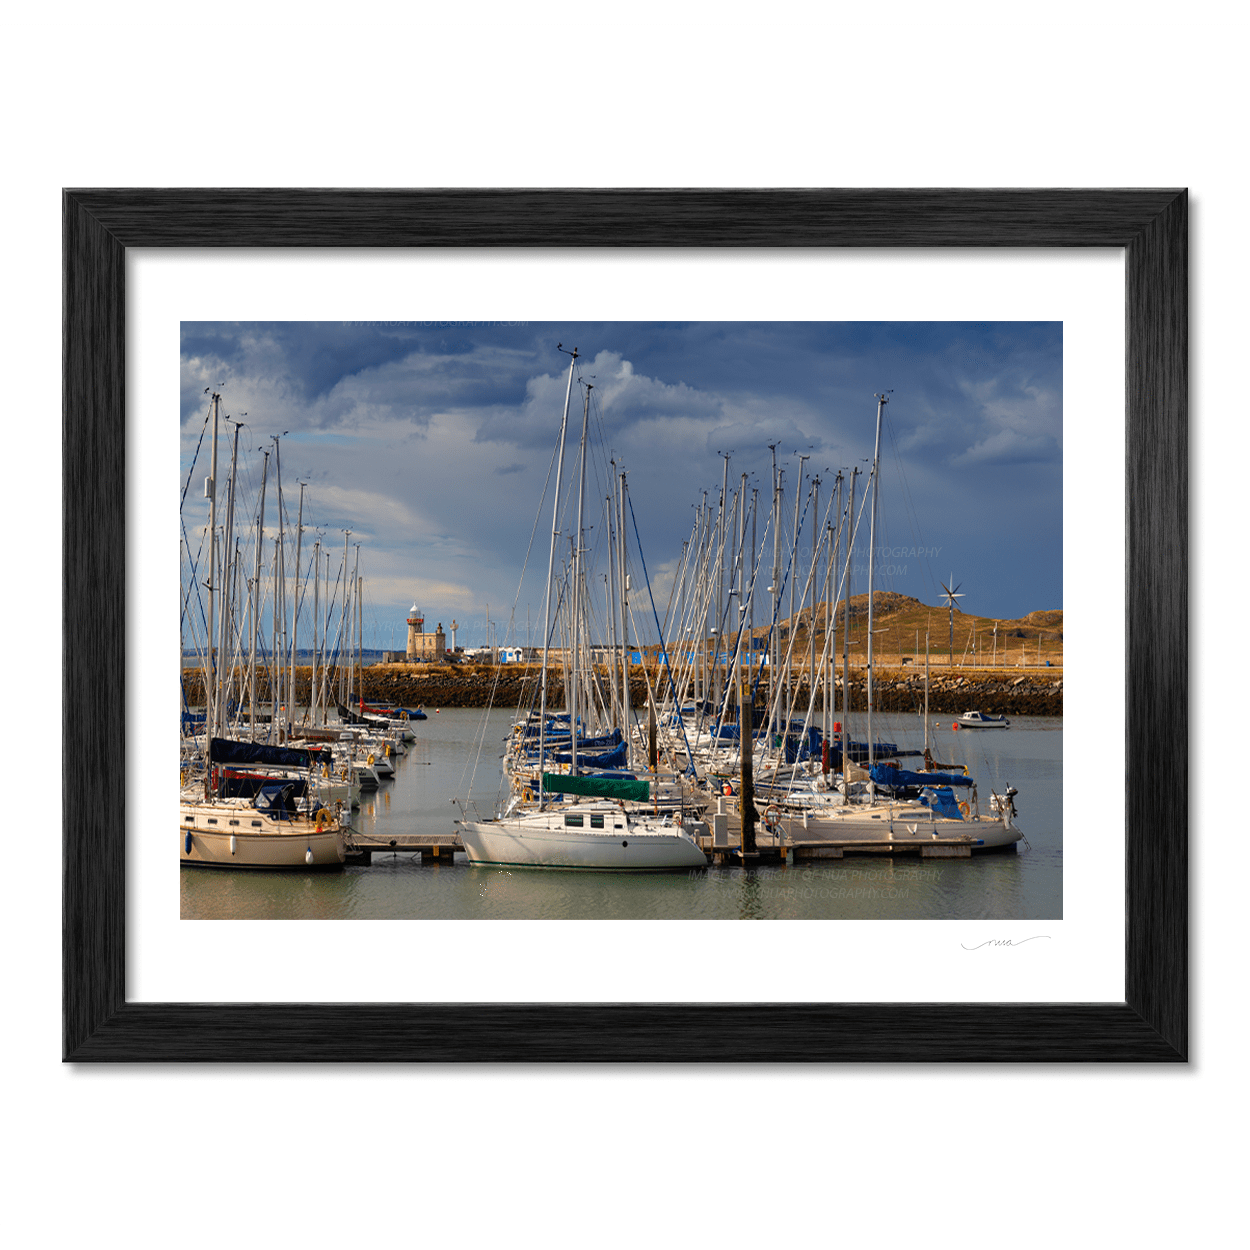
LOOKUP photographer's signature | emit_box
[961,936,1051,950]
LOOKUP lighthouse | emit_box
[405,603,447,661]
[406,604,424,660]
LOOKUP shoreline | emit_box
[182,662,1062,717]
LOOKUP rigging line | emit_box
[180,517,212,642]
[707,497,772,737]
[746,474,814,711]
[460,574,573,805]
[459,411,568,786]
[627,496,699,777]
[179,399,215,512]
[709,514,774,765]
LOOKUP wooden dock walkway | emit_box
[693,810,978,863]
[343,816,982,867]
[345,832,462,865]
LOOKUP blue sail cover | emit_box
[870,765,972,790]
[253,782,299,820]
[829,740,904,764]
[918,786,966,820]
[210,738,331,770]
[527,728,623,750]
[544,741,628,769]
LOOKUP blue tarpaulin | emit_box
[918,786,966,820]
[870,765,972,790]
[544,741,628,769]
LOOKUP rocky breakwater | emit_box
[784,668,1063,716]
[183,662,1061,716]
[355,663,660,710]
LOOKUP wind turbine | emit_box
[941,575,964,667]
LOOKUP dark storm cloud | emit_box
[180,320,1062,642]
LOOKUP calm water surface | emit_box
[181,707,1062,920]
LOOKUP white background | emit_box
[5,4,1236,1248]
[131,248,1122,1006]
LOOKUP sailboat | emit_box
[732,395,1025,852]
[180,394,349,870]
[181,740,348,868]
[456,348,707,871]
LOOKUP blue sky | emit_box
[180,321,1061,651]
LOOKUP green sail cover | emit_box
[541,774,650,802]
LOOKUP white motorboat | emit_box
[457,799,707,870]
[953,710,1010,729]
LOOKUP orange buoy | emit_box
[722,782,733,796]
[952,722,960,731]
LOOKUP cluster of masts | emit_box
[183,392,371,769]
[500,380,906,798]
[461,378,1024,870]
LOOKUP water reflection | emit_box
[181,708,1061,920]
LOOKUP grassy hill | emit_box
[750,592,1063,671]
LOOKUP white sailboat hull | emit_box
[457,808,707,871]
[180,800,347,868]
[776,803,1023,851]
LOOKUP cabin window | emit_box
[207,818,217,825]
[229,819,239,826]
[184,816,193,823]
[590,814,605,829]
[251,821,262,828]
[564,814,584,828]
[615,824,623,830]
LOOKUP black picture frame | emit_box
[63,189,1187,1062]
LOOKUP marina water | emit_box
[180,708,1062,920]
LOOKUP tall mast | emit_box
[750,486,758,707]
[269,539,280,741]
[924,627,930,754]
[351,545,361,703]
[273,434,285,740]
[618,470,631,770]
[538,346,578,806]
[311,535,320,728]
[842,467,858,781]
[808,473,819,727]
[570,380,592,774]
[786,452,809,735]
[215,417,242,741]
[866,392,889,775]
[338,530,350,705]
[249,448,269,741]
[714,453,729,712]
[203,391,220,796]
[605,483,620,729]
[769,445,780,732]
[289,481,305,729]
[696,492,707,708]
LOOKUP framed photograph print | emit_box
[63,189,1186,1061]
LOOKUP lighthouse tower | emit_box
[406,604,424,660]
